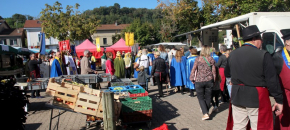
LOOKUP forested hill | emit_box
[83,3,162,24]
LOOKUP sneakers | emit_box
[202,114,210,120]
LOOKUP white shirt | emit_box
[136,55,152,68]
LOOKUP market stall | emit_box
[75,39,104,59]
[43,74,152,129]
[105,38,131,58]
[0,45,23,77]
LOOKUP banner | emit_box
[64,55,78,75]
[39,32,46,55]
[96,37,101,52]
[58,40,70,51]
[125,32,134,46]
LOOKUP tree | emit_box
[201,0,290,25]
[157,0,201,42]
[40,1,100,43]
[0,16,3,20]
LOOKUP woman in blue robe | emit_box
[170,50,187,94]
[186,48,198,97]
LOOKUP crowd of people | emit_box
[23,25,290,130]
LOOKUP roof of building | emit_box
[96,24,130,31]
[24,20,42,28]
[0,28,24,37]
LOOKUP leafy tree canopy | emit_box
[40,1,101,43]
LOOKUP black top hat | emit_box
[282,32,290,41]
[242,25,265,41]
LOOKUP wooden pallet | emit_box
[51,86,78,109]
[46,78,72,96]
[74,93,101,116]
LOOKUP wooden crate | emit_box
[96,100,103,118]
[82,87,92,94]
[51,86,78,109]
[46,78,72,96]
[72,84,84,92]
[74,93,101,116]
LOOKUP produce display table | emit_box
[45,103,103,130]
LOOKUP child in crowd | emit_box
[212,66,221,112]
[137,66,151,91]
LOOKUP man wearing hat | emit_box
[225,25,283,130]
[273,32,290,130]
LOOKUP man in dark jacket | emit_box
[225,25,283,130]
[28,54,43,98]
[151,51,166,98]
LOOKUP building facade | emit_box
[0,20,26,47]
[92,23,130,46]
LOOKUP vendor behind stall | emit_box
[81,50,98,74]
[28,53,42,98]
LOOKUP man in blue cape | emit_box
[50,52,64,77]
[186,47,198,97]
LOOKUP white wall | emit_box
[26,28,60,49]
[93,30,121,46]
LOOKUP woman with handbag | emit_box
[190,46,216,120]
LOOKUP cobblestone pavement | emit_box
[25,76,235,130]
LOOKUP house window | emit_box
[14,39,17,45]
[0,39,6,45]
[103,38,107,45]
[10,39,13,45]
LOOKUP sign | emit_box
[39,61,50,78]
[96,37,101,52]
[58,40,70,51]
[64,55,78,75]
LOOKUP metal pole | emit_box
[56,110,61,130]
[49,108,53,130]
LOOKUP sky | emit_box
[0,0,202,18]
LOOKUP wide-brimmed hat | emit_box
[242,25,265,41]
[282,32,290,41]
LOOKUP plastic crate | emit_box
[121,109,152,123]
[27,78,49,90]
[108,86,128,92]
[60,75,76,82]
[120,96,152,112]
[129,91,148,98]
[114,91,130,99]
[125,85,145,94]
[98,73,111,82]
[76,74,100,83]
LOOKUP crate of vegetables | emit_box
[108,86,128,92]
[27,78,49,90]
[74,93,101,116]
[46,78,72,96]
[129,90,148,98]
[51,86,78,109]
[125,85,145,94]
[120,96,152,113]
[98,73,111,82]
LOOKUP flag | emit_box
[96,37,101,52]
[39,32,46,55]
[129,33,134,46]
[125,32,129,46]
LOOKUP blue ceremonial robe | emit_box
[211,52,219,63]
[50,59,62,78]
[134,57,140,78]
[170,56,187,86]
[147,53,155,75]
[186,56,198,89]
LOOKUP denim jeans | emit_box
[195,80,213,115]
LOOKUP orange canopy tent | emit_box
[75,39,104,58]
[105,38,131,58]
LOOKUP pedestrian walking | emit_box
[273,32,290,130]
[151,51,166,97]
[186,47,198,97]
[215,45,229,102]
[134,50,142,78]
[190,46,216,120]
[170,50,187,94]
[124,52,132,78]
[225,25,283,130]
[105,52,115,76]
[211,66,221,113]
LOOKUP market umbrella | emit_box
[0,45,18,54]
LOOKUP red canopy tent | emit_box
[75,39,104,58]
[105,38,131,58]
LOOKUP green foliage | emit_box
[122,19,161,46]
[0,16,3,20]
[201,0,290,25]
[3,14,33,28]
[40,1,101,43]
[83,3,163,24]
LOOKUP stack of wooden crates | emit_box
[46,78,103,117]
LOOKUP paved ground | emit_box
[25,76,233,130]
